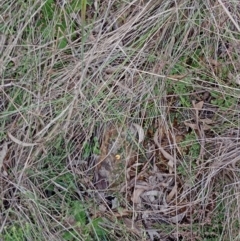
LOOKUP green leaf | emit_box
[210,91,220,98]
[62,231,75,241]
[91,218,107,237]
[42,0,55,20]
[71,0,82,12]
[58,38,68,49]
[73,201,86,225]
[83,142,91,158]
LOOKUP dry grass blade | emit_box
[0,141,8,171]
[7,132,37,147]
[1,0,240,240]
[217,0,240,32]
[153,129,175,174]
[131,123,145,143]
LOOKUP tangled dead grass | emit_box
[1,0,240,240]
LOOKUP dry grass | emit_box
[1,0,240,240]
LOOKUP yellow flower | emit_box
[115,154,121,160]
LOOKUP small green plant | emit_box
[175,81,192,107]
[62,201,107,241]
[37,0,93,49]
[199,201,225,241]
[166,78,192,108]
[210,91,237,110]
[167,58,194,108]
[82,137,100,158]
[1,223,37,241]
[2,226,25,241]
[177,132,199,183]
[180,132,200,159]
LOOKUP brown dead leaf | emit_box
[131,123,144,143]
[200,118,214,124]
[235,74,240,85]
[131,188,145,204]
[126,163,143,180]
[167,184,177,203]
[184,121,212,131]
[99,204,107,212]
[176,135,184,143]
[208,58,220,66]
[167,211,187,224]
[192,100,204,110]
[154,129,175,174]
[202,124,212,130]
[184,122,198,130]
[0,141,8,171]
[123,218,142,236]
[95,160,111,190]
[167,160,174,174]
[114,209,132,217]
[133,181,149,190]
[141,190,163,203]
